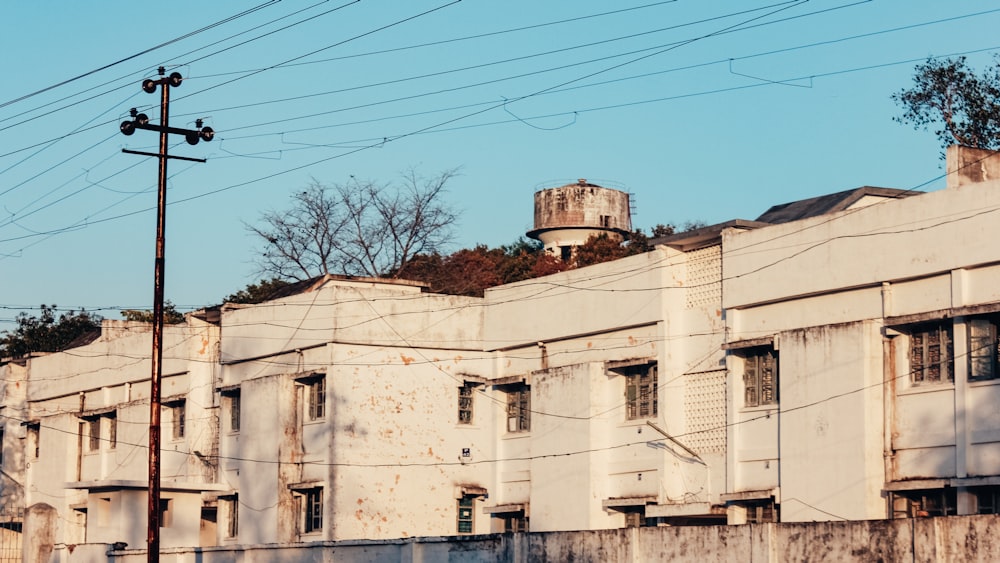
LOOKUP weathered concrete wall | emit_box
[220,278,484,364]
[723,177,1000,308]
[220,278,495,544]
[94,515,1000,563]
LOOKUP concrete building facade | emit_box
[3,146,1000,558]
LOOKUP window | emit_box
[502,512,529,533]
[457,495,475,534]
[458,383,475,424]
[97,497,112,527]
[910,322,953,384]
[159,498,173,528]
[623,363,658,420]
[107,415,116,449]
[224,390,241,432]
[624,510,652,528]
[167,401,186,440]
[0,425,4,466]
[743,348,778,407]
[890,489,956,518]
[506,386,530,433]
[968,317,999,381]
[226,495,239,538]
[972,486,1000,514]
[297,488,323,534]
[87,418,100,451]
[307,378,325,421]
[745,500,779,523]
[26,423,39,459]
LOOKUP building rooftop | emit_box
[754,186,917,225]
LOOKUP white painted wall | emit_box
[723,168,1000,522]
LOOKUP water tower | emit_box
[527,179,632,260]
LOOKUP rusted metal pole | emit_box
[118,68,211,562]
[147,68,170,563]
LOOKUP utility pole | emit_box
[119,67,213,562]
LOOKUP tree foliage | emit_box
[120,301,185,324]
[892,56,1000,152]
[0,305,101,359]
[400,238,567,297]
[402,223,698,297]
[247,169,459,281]
[223,278,293,305]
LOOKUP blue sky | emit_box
[1,0,997,330]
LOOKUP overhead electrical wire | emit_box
[1,337,980,468]
[0,0,283,110]
[0,0,348,131]
[1,2,997,335]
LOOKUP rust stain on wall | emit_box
[400,354,415,365]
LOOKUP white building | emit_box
[722,145,1000,523]
[4,146,1000,557]
[8,317,222,551]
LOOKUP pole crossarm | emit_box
[121,149,207,163]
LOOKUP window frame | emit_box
[107,414,117,450]
[742,347,778,408]
[505,385,530,433]
[165,400,186,440]
[620,363,658,421]
[968,316,1000,381]
[908,321,954,385]
[306,378,325,422]
[889,488,956,519]
[458,383,476,425]
[296,487,323,534]
[225,495,239,538]
[159,498,174,528]
[222,389,241,433]
[457,495,475,534]
[87,418,101,452]
[26,423,39,459]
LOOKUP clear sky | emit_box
[1,1,997,330]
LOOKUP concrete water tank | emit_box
[526,179,632,259]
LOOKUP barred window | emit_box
[910,322,953,384]
[622,363,658,420]
[224,390,241,432]
[458,383,475,424]
[167,401,186,440]
[506,386,530,433]
[744,348,778,408]
[457,495,475,534]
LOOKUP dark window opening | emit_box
[743,348,778,407]
[910,322,953,384]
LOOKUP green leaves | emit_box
[0,305,101,359]
[893,56,1000,153]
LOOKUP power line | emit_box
[0,0,283,109]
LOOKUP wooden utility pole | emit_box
[119,67,213,562]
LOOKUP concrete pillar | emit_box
[956,487,977,516]
[23,503,57,563]
[727,504,748,525]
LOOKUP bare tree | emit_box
[247,168,459,280]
